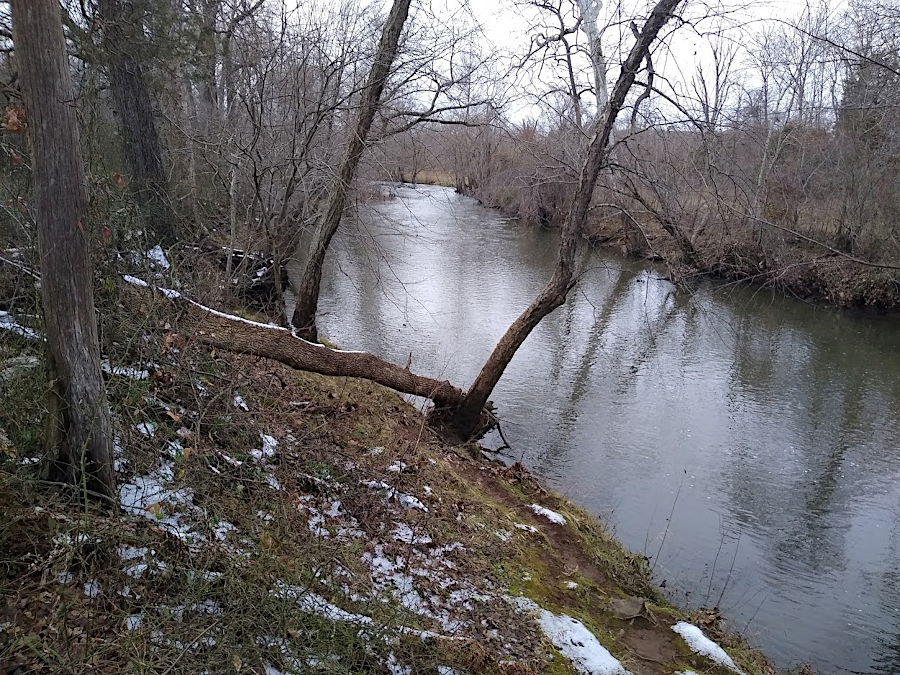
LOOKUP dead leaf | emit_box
[2,105,25,133]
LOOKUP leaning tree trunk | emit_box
[99,0,178,247]
[12,0,116,501]
[291,0,412,341]
[434,0,685,440]
[127,277,467,408]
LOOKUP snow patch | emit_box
[514,523,538,533]
[135,421,156,437]
[530,504,566,525]
[672,622,744,674]
[119,462,204,547]
[0,311,41,340]
[398,493,428,511]
[365,479,428,512]
[511,597,628,675]
[233,393,249,411]
[101,358,150,380]
[146,245,170,270]
[83,580,101,598]
[391,522,432,545]
[251,433,278,462]
[386,652,411,675]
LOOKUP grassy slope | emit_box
[0,289,779,675]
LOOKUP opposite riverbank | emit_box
[447,179,900,314]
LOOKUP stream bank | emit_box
[0,279,779,674]
[460,184,900,313]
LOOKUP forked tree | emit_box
[11,0,116,500]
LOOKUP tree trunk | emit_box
[291,0,412,341]
[435,0,684,440]
[98,0,178,247]
[12,0,116,501]
[128,278,467,408]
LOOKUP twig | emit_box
[652,468,685,572]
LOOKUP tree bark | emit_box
[98,0,178,246]
[291,0,412,341]
[128,278,467,408]
[12,0,116,501]
[435,0,684,439]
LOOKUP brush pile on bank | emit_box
[0,261,780,674]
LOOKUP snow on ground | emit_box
[251,433,278,462]
[514,523,538,533]
[672,622,745,674]
[83,580,101,598]
[530,504,566,525]
[386,652,412,675]
[0,311,41,340]
[294,497,364,541]
[233,393,249,411]
[101,358,150,380]
[391,522,432,545]
[365,479,429,512]
[510,597,629,675]
[119,461,205,547]
[145,245,170,270]
[135,421,156,437]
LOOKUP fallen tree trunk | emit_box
[125,276,470,411]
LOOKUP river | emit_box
[293,183,900,674]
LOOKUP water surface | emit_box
[294,184,900,674]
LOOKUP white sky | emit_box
[425,0,847,123]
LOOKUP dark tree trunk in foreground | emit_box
[12,0,116,501]
[291,0,412,341]
[432,0,685,440]
[99,0,178,246]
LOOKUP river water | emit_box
[297,183,900,674]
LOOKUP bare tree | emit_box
[11,0,115,501]
[291,0,412,341]
[98,0,178,246]
[436,0,684,438]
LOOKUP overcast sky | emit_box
[425,0,843,123]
